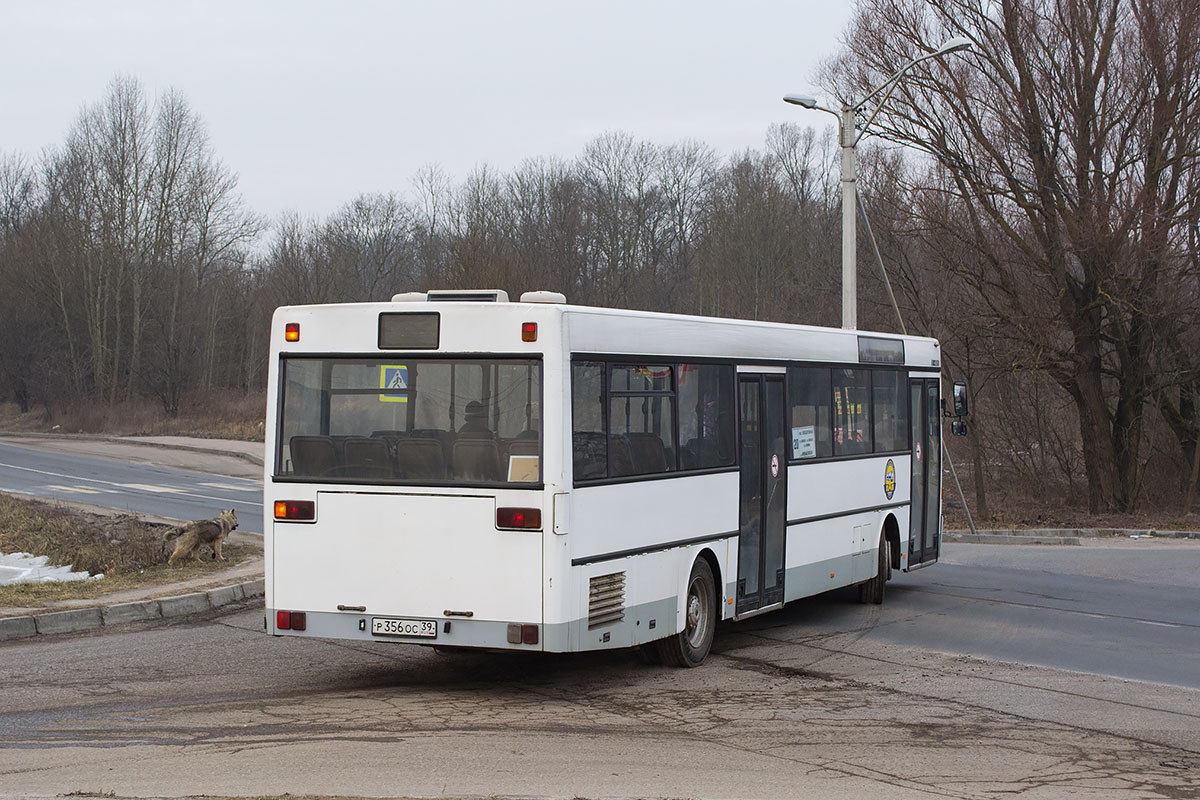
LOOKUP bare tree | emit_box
[323,193,418,300]
[825,0,1200,511]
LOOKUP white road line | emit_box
[46,485,102,494]
[116,483,185,494]
[0,460,261,508]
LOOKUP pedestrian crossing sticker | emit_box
[379,365,409,403]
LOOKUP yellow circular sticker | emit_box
[884,459,896,500]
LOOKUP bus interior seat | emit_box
[289,435,338,477]
[394,437,446,480]
[410,429,453,462]
[680,437,713,470]
[452,438,503,482]
[627,432,670,473]
[608,435,635,477]
[507,439,539,458]
[572,432,607,480]
[340,436,395,479]
[369,430,407,459]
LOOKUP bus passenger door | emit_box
[909,378,941,566]
[737,374,787,615]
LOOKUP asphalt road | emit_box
[2,438,1199,796]
[0,439,263,532]
[888,542,1200,689]
[1,542,1198,799]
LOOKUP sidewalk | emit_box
[0,434,265,642]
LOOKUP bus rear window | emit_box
[277,357,541,485]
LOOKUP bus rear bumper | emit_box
[267,607,547,651]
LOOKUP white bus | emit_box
[264,289,965,667]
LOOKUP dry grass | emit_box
[943,499,1200,532]
[0,494,173,576]
[0,495,254,606]
[0,390,266,441]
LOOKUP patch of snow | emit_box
[0,552,98,585]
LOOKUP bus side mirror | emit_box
[953,382,969,418]
[951,419,967,437]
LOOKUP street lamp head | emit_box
[935,36,972,55]
[782,93,818,109]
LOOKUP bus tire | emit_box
[656,557,717,668]
[858,534,888,605]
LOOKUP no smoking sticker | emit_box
[770,454,780,478]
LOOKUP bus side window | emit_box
[787,367,832,459]
[872,369,907,452]
[679,363,736,469]
[608,366,675,477]
[572,361,607,480]
[833,368,871,456]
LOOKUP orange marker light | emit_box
[521,322,537,342]
[275,500,315,521]
[285,322,300,342]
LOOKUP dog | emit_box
[165,508,238,565]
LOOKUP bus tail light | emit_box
[275,500,315,521]
[277,610,306,631]
[497,507,541,530]
[506,623,539,645]
[285,322,300,342]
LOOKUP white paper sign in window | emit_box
[792,425,816,459]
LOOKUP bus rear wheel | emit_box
[858,533,888,605]
[657,557,717,668]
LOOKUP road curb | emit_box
[0,578,264,643]
[946,528,1200,543]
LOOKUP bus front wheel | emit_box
[657,557,717,668]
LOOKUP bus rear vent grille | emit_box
[588,572,626,629]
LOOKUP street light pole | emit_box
[784,36,971,330]
[839,105,857,330]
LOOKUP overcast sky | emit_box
[2,1,852,221]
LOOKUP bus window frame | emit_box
[571,355,738,487]
[273,352,545,490]
[786,364,926,465]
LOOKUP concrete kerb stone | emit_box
[34,607,102,635]
[159,590,212,617]
[0,578,264,642]
[207,584,243,608]
[101,599,162,626]
[0,616,37,641]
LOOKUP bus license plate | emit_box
[370,617,438,639]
